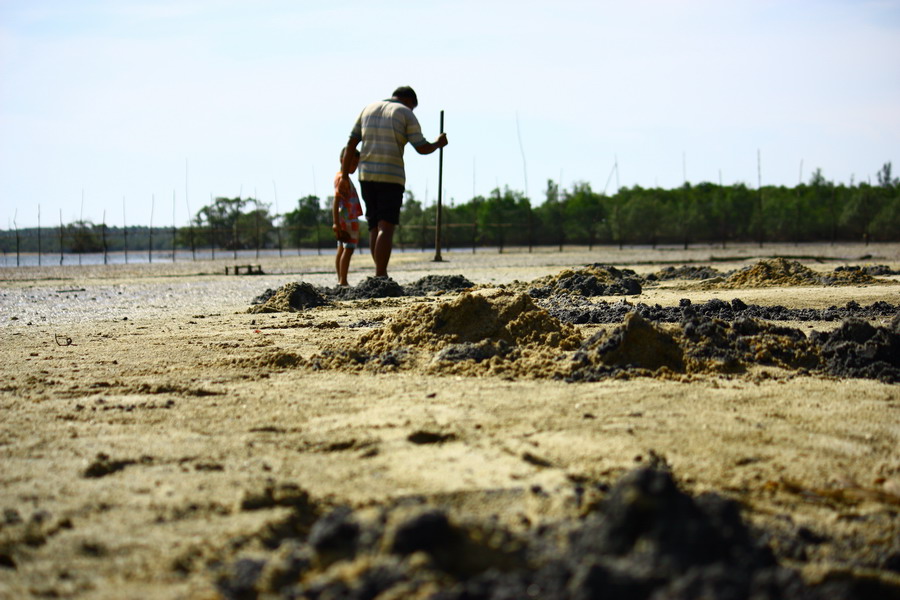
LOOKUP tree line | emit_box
[3,163,899,257]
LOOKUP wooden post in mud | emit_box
[172,191,177,263]
[13,212,19,267]
[78,190,84,266]
[102,211,108,265]
[37,205,42,266]
[123,197,129,265]
[433,110,445,262]
[59,209,64,266]
[149,195,155,264]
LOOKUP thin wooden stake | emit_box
[37,205,42,266]
[172,190,177,263]
[102,210,108,265]
[123,197,129,264]
[149,194,155,263]
[59,209,64,266]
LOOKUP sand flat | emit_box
[1,243,899,599]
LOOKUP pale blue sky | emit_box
[2,0,898,228]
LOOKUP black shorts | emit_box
[360,181,404,228]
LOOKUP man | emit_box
[338,86,448,278]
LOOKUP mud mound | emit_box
[821,266,881,285]
[676,298,900,324]
[403,274,475,296]
[529,264,642,298]
[572,313,685,376]
[680,315,820,374]
[311,291,582,377]
[646,265,728,281]
[324,276,406,301]
[568,310,898,382]
[716,258,884,288]
[250,288,277,305]
[568,313,820,381]
[214,466,880,599]
[231,349,306,370]
[360,291,580,353]
[811,317,900,383]
[248,282,330,313]
[847,264,900,276]
[541,296,900,326]
[722,258,821,288]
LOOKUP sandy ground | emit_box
[1,243,899,599]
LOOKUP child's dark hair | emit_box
[340,146,361,161]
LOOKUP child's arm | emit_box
[338,137,360,196]
[332,184,342,238]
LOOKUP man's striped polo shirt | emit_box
[350,99,427,187]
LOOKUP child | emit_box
[332,147,362,286]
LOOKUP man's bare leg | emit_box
[373,220,395,277]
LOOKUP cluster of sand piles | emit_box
[714,258,882,289]
[248,282,330,313]
[298,286,899,382]
[214,466,886,599]
[529,264,643,298]
[311,290,582,378]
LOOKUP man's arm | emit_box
[413,133,448,156]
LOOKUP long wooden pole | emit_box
[433,110,445,262]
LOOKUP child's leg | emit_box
[338,247,354,286]
[335,244,344,283]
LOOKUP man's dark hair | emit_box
[392,86,418,107]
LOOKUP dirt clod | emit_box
[812,318,900,383]
[215,467,890,599]
[248,282,330,313]
[529,264,643,297]
[404,274,475,296]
